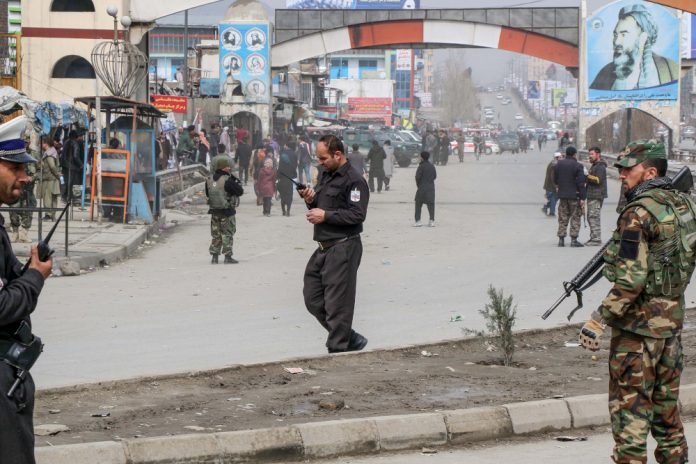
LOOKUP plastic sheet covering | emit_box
[0,86,88,135]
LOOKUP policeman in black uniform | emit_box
[299,135,370,353]
[0,116,53,464]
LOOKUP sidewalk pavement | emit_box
[7,205,168,274]
[33,380,696,464]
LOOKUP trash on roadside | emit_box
[445,366,455,372]
[449,314,463,322]
[284,367,304,374]
[91,412,111,418]
[421,350,433,357]
[587,376,602,381]
[528,366,537,371]
[555,436,588,442]
[564,341,581,348]
[421,447,438,454]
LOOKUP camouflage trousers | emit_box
[587,199,603,242]
[609,329,687,464]
[9,188,37,230]
[556,198,582,238]
[209,214,236,256]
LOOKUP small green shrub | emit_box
[479,285,517,366]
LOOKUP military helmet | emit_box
[212,155,233,171]
[614,141,666,169]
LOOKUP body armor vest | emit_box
[605,188,696,297]
[207,174,239,210]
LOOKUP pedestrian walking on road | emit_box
[0,116,54,464]
[542,152,561,217]
[235,136,252,185]
[382,140,395,191]
[585,146,608,245]
[414,151,436,227]
[9,135,37,243]
[554,146,586,247]
[367,140,386,193]
[205,156,243,264]
[579,142,696,464]
[297,135,313,185]
[278,141,298,216]
[257,158,276,216]
[347,144,366,178]
[298,135,370,354]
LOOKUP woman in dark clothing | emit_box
[277,141,298,216]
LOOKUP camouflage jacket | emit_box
[600,185,696,338]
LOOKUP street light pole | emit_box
[183,9,189,97]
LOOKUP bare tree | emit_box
[432,53,478,126]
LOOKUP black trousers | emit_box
[368,173,384,192]
[0,363,35,464]
[303,237,362,351]
[415,199,435,222]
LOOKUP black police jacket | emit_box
[0,215,44,337]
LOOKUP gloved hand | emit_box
[579,317,605,351]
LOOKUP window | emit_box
[50,0,95,12]
[51,55,95,79]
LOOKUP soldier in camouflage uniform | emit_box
[8,138,38,243]
[586,146,608,246]
[579,142,696,464]
[205,155,243,264]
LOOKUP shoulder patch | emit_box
[619,228,641,260]
[350,188,361,202]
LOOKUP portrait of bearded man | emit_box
[590,4,679,91]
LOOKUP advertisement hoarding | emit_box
[586,0,679,101]
[552,88,567,107]
[347,97,392,118]
[219,22,270,104]
[396,50,412,71]
[527,81,540,100]
[150,95,187,114]
[287,0,419,9]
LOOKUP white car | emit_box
[496,94,503,99]
[514,113,523,120]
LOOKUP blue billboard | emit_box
[692,14,696,59]
[586,0,679,101]
[219,22,270,104]
[287,0,420,8]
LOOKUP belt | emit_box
[317,235,359,251]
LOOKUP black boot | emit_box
[558,237,565,247]
[570,238,584,247]
[211,254,219,264]
[224,254,238,264]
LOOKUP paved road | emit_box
[312,419,696,463]
[29,148,696,388]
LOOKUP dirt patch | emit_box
[33,312,696,447]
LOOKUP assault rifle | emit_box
[541,165,694,321]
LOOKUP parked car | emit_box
[342,129,419,167]
[399,130,422,144]
[496,132,520,154]
[682,126,696,141]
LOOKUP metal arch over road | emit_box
[272,8,579,68]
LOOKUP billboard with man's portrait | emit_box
[286,0,419,8]
[219,22,270,104]
[586,0,680,101]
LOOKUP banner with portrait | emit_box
[219,22,270,104]
[586,0,680,101]
[527,81,540,100]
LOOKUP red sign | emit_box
[151,95,188,114]
[346,98,392,117]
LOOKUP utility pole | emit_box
[183,9,189,97]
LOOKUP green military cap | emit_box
[614,141,666,169]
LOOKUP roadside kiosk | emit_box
[75,97,165,223]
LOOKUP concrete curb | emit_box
[51,214,167,271]
[37,387,693,463]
